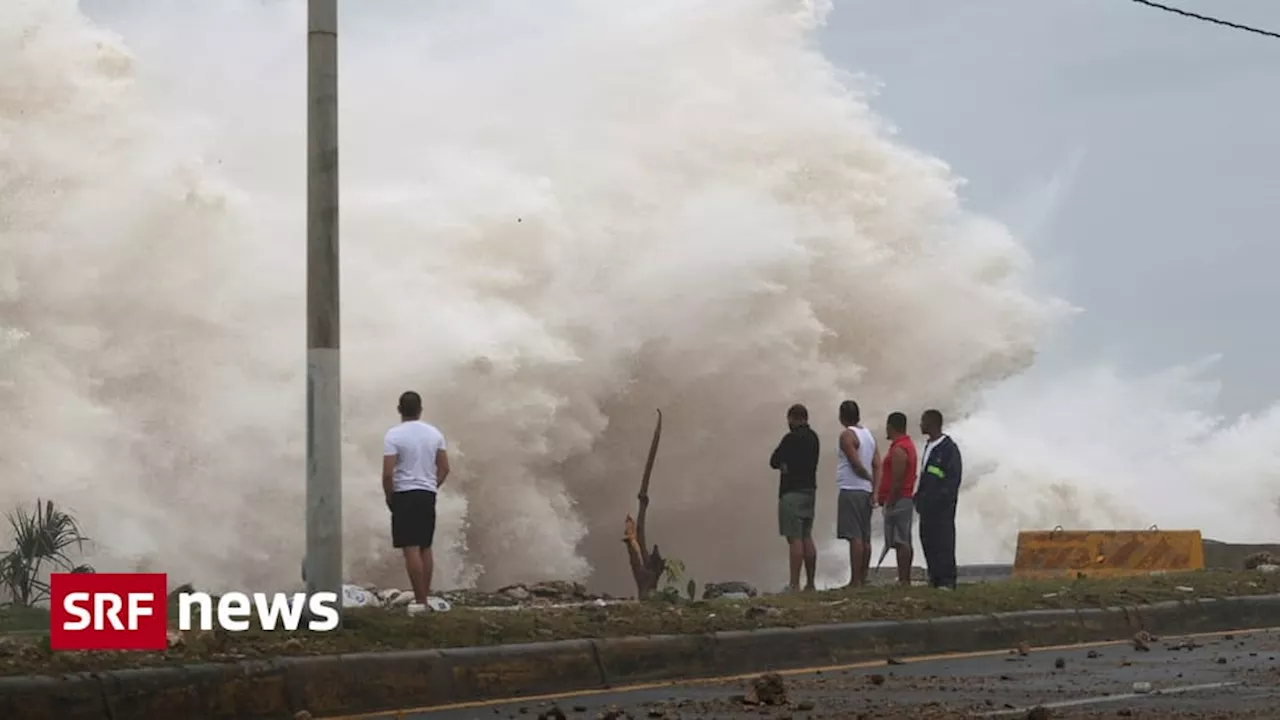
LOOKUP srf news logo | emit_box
[49,573,340,651]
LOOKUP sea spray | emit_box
[1,0,1276,594]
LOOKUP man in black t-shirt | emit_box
[769,403,820,592]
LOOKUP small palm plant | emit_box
[0,499,94,607]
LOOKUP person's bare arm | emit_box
[435,449,450,489]
[871,446,882,497]
[840,429,871,481]
[888,446,908,503]
[381,454,396,507]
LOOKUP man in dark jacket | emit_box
[915,409,962,589]
[769,404,820,592]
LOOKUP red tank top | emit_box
[878,434,918,503]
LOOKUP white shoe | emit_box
[406,602,428,616]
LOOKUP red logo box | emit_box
[49,573,169,651]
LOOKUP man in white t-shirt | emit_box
[382,390,450,607]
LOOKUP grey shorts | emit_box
[778,491,816,540]
[836,489,872,543]
[883,497,914,548]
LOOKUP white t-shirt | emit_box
[383,421,447,493]
[835,425,876,493]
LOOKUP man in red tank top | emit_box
[877,412,918,585]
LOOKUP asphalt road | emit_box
[387,627,1280,720]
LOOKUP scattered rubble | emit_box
[702,581,758,600]
[744,672,788,706]
[1243,552,1278,570]
[342,585,378,608]
[324,580,618,611]
[445,581,611,607]
[536,705,567,720]
[1133,631,1153,652]
[378,588,413,607]
[746,605,781,620]
[166,578,619,617]
[0,636,43,663]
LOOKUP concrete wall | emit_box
[1202,539,1280,569]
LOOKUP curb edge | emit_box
[2,593,1277,719]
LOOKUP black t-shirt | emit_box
[769,424,820,496]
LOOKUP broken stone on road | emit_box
[744,672,788,706]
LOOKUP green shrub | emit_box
[0,499,94,607]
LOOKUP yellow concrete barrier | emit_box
[1012,528,1204,579]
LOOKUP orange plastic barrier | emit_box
[1012,528,1204,579]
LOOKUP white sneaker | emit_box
[406,602,428,616]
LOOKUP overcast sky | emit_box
[820,0,1280,416]
[78,0,1278,415]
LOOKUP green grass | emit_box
[1,570,1277,677]
[0,605,49,634]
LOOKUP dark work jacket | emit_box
[915,434,962,514]
[769,425,820,496]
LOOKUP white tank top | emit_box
[836,425,876,492]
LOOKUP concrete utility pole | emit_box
[306,0,343,607]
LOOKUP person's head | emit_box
[397,390,423,420]
[920,408,943,438]
[838,400,860,427]
[886,411,908,440]
[786,403,809,430]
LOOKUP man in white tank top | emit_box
[836,400,879,588]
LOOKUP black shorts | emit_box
[389,489,437,549]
